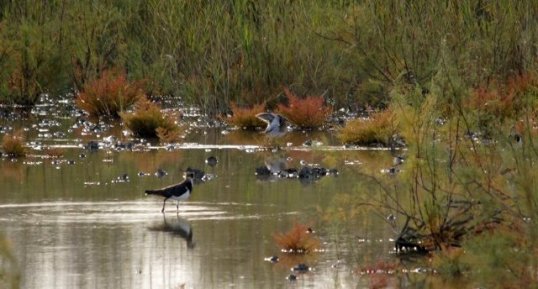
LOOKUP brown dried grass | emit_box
[277,87,332,129]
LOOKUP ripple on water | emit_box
[0,201,291,224]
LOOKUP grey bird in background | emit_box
[256,112,288,137]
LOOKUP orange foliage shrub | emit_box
[121,98,180,142]
[466,73,538,120]
[2,130,26,158]
[273,223,320,254]
[226,102,265,129]
[277,87,332,129]
[76,70,145,118]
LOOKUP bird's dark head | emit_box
[184,171,195,180]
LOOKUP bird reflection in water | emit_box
[148,214,195,248]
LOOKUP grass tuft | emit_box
[277,87,332,129]
[273,223,320,254]
[338,109,398,146]
[76,70,145,118]
[1,131,26,158]
[225,102,265,129]
[121,98,180,142]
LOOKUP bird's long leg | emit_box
[176,200,180,212]
[162,197,169,213]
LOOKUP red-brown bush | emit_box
[276,87,332,129]
[76,70,145,118]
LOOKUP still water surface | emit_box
[0,128,441,289]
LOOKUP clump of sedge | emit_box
[338,109,398,146]
[121,98,180,143]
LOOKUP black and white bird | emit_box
[256,112,288,137]
[145,172,194,213]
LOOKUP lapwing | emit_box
[255,112,288,137]
[145,172,195,213]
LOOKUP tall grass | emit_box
[0,1,537,112]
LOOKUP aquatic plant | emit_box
[276,87,332,129]
[121,98,180,142]
[225,102,265,129]
[1,131,26,158]
[76,70,144,118]
[273,223,320,254]
[338,109,398,146]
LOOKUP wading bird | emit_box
[256,112,288,138]
[145,172,194,213]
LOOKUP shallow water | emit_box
[0,108,448,289]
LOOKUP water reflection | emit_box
[148,214,195,249]
[0,141,453,289]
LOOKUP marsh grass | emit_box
[1,131,26,158]
[273,223,320,254]
[121,98,180,142]
[225,102,265,129]
[276,87,332,129]
[76,70,144,118]
[338,110,398,146]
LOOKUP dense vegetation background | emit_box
[0,0,536,113]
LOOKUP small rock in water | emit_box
[287,274,297,281]
[205,156,218,167]
[155,168,168,178]
[291,263,310,273]
[264,256,279,263]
